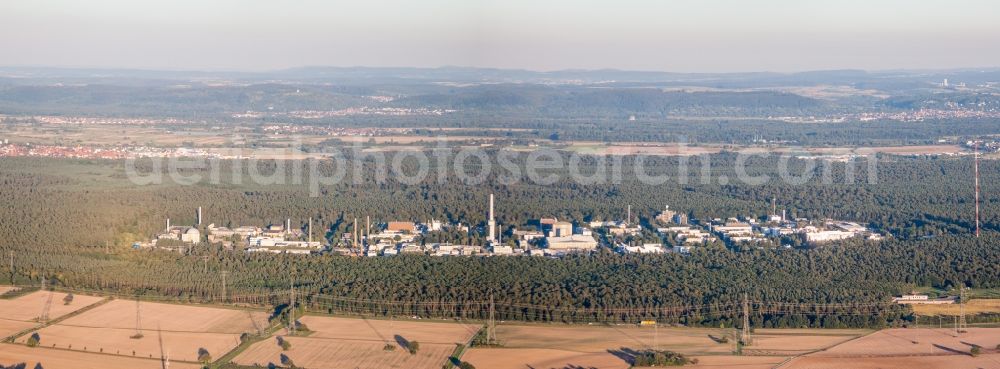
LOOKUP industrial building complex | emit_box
[137,197,881,258]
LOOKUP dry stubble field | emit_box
[0,289,105,339]
[463,324,868,369]
[16,299,269,362]
[785,328,1000,368]
[912,299,1000,316]
[233,315,478,369]
[0,343,202,369]
[0,290,104,322]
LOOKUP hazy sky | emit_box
[2,0,999,72]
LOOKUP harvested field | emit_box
[463,348,629,369]
[811,327,1000,357]
[765,144,965,156]
[327,135,498,144]
[16,325,241,362]
[0,319,37,339]
[745,328,868,355]
[0,343,202,369]
[58,299,268,333]
[685,355,787,369]
[0,125,232,146]
[0,290,103,322]
[297,315,479,344]
[568,144,721,156]
[493,324,736,355]
[913,299,1000,316]
[234,336,458,369]
[17,300,268,362]
[860,145,965,155]
[786,353,1000,369]
[233,316,477,369]
[464,324,869,369]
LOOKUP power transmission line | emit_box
[741,292,752,348]
[289,269,296,336]
[488,293,497,345]
[958,285,968,334]
[39,277,53,325]
[220,271,229,303]
[131,298,144,339]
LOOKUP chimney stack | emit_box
[197,207,202,225]
[488,194,497,242]
[286,218,291,235]
[166,218,170,232]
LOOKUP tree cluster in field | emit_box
[629,349,695,366]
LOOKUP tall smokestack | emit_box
[488,194,497,242]
[286,218,291,235]
[197,207,202,225]
[366,215,371,241]
[166,218,170,232]
[308,218,312,243]
[627,205,632,225]
[353,217,359,246]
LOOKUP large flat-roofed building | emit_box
[713,222,753,236]
[386,221,417,234]
[622,243,665,254]
[804,230,856,243]
[550,221,573,237]
[513,229,545,242]
[893,294,956,305]
[655,206,676,224]
[546,235,598,251]
[538,217,559,235]
[158,226,201,244]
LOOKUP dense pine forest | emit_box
[0,152,998,328]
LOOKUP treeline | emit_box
[1,234,996,328]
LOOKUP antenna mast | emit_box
[975,141,981,238]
